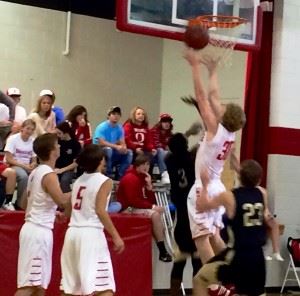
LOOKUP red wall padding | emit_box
[0,212,152,296]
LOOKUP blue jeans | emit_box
[152,148,168,174]
[13,166,29,207]
[59,171,75,193]
[103,147,132,179]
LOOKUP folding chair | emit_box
[281,237,300,293]
[154,183,175,255]
[154,183,186,296]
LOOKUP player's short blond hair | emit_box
[222,103,246,132]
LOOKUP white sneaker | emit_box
[3,202,16,211]
[273,252,284,261]
[161,171,170,184]
[265,255,273,261]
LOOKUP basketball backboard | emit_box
[116,0,262,51]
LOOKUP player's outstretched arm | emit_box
[184,48,218,135]
[206,58,224,122]
[96,178,125,254]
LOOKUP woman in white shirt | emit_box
[28,89,56,138]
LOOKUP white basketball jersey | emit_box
[25,164,57,229]
[195,123,235,184]
[69,172,110,228]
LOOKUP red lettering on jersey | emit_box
[217,141,234,160]
[74,186,86,210]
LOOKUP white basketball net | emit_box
[190,15,248,67]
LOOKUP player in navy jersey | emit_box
[165,133,202,295]
[193,159,267,296]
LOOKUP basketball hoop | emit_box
[188,15,248,67]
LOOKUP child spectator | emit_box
[55,122,81,193]
[28,89,56,137]
[66,105,92,147]
[150,113,173,184]
[4,119,37,210]
[117,154,172,262]
[123,106,156,160]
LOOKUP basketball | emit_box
[184,25,209,50]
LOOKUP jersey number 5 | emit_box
[74,186,86,210]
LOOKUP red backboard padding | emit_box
[0,211,152,296]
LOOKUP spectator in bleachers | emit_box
[55,121,81,193]
[0,161,17,210]
[52,105,65,125]
[117,154,172,262]
[28,89,56,137]
[123,106,156,162]
[6,87,27,134]
[4,119,37,210]
[0,90,15,121]
[66,105,92,147]
[93,106,132,180]
[0,103,11,151]
[150,113,173,184]
[0,90,16,150]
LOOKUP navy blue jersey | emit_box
[165,151,196,253]
[229,187,267,249]
[165,151,195,211]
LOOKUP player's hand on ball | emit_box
[183,48,199,66]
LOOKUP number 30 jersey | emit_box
[195,123,235,183]
[69,172,110,229]
[229,187,267,249]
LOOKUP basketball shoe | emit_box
[208,284,237,296]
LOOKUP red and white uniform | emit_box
[17,164,56,289]
[188,124,235,238]
[60,172,116,295]
[123,121,153,152]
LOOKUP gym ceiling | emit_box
[1,0,116,20]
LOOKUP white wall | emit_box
[266,0,300,287]
[0,1,163,129]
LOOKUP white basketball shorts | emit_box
[17,222,53,289]
[187,179,226,239]
[60,227,115,295]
